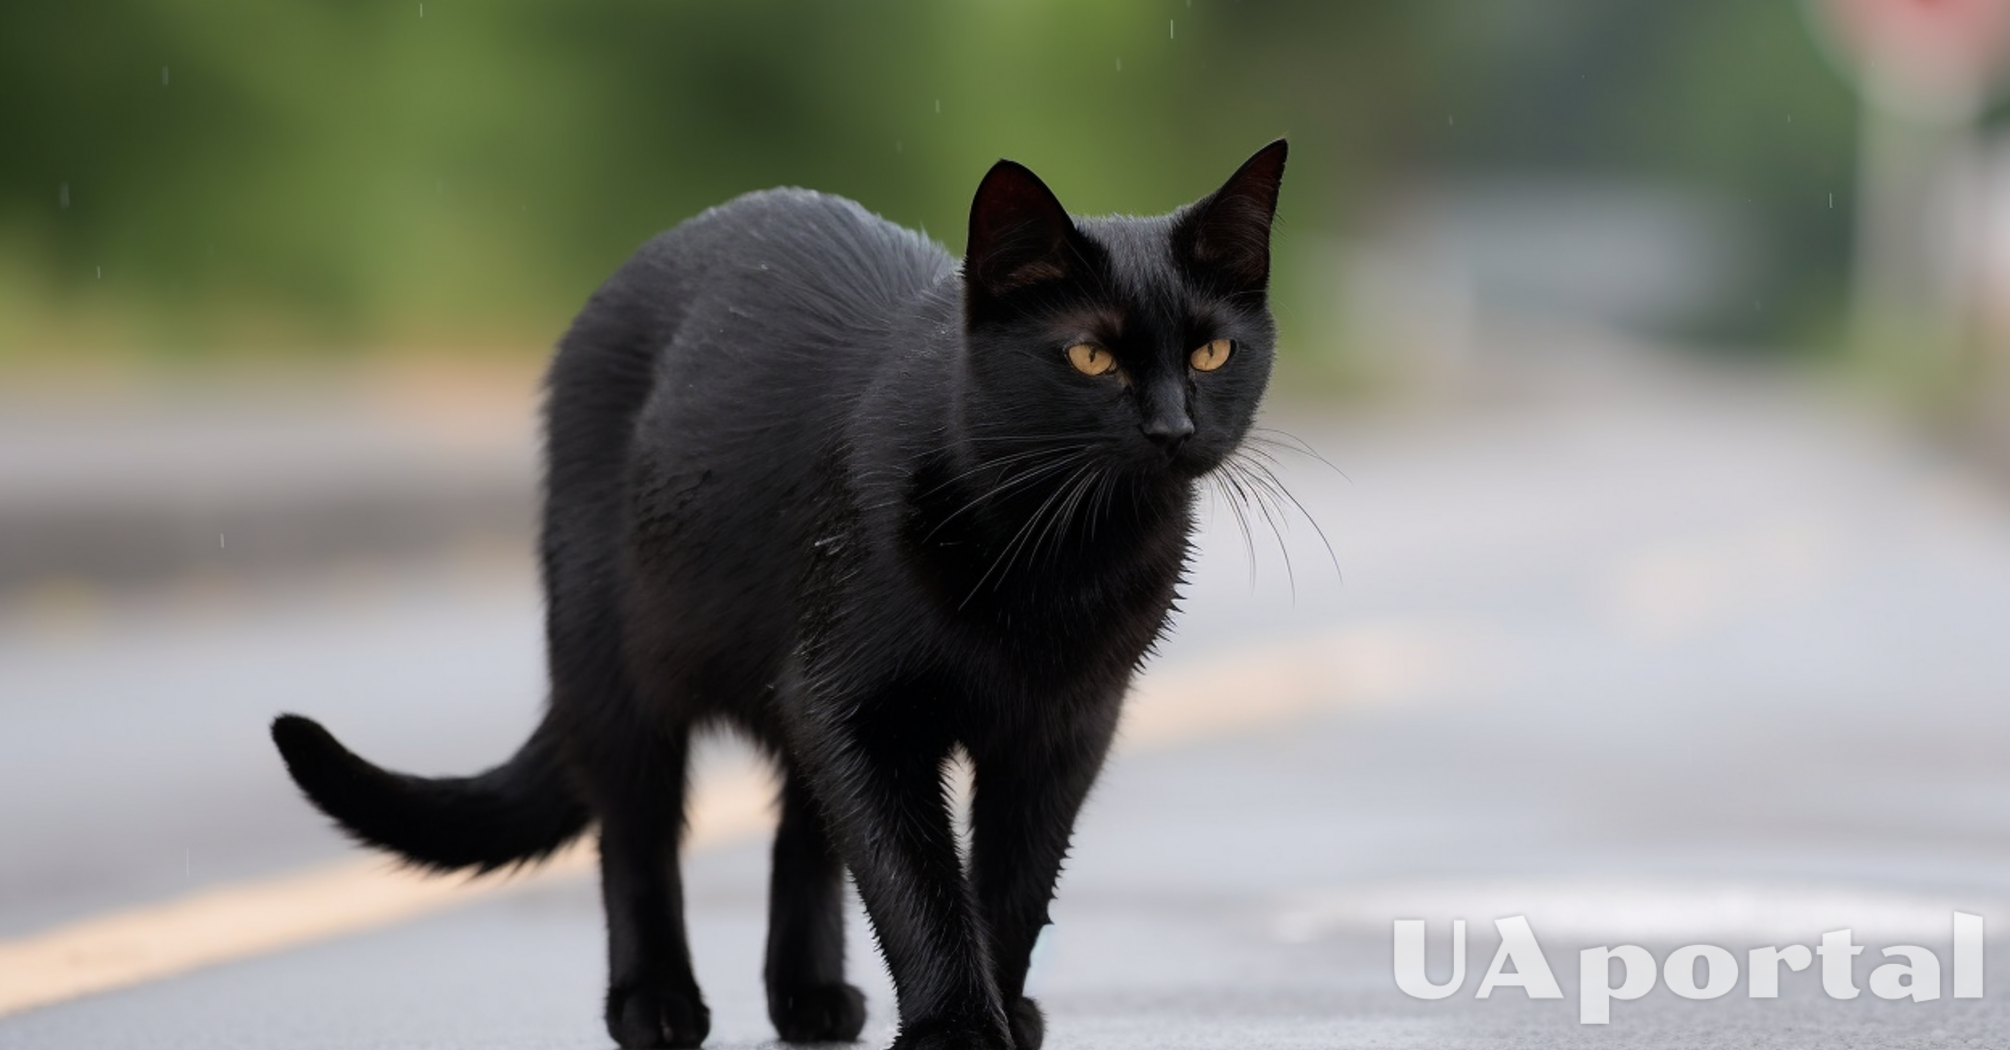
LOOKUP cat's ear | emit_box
[965,159,1079,300]
[1179,138,1288,291]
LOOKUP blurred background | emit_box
[8,2,2010,1045]
[0,0,1910,367]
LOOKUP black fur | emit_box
[273,140,1287,1050]
[270,712,586,872]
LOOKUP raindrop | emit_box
[1115,56,1123,72]
[219,534,226,550]
[895,140,903,154]
[161,66,169,86]
[95,266,102,279]
[59,182,69,209]
[1447,115,1454,126]
[1170,19,1175,39]
[420,3,425,15]
[934,99,940,114]
[1829,193,1834,209]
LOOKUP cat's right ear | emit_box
[965,160,1079,302]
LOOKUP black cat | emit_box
[272,139,1287,1050]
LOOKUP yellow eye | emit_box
[1190,338,1233,372]
[1066,343,1117,377]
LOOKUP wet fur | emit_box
[273,141,1286,1050]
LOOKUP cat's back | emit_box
[542,188,953,659]
[621,187,953,459]
[642,186,950,350]
[694,187,952,303]
[609,188,949,417]
[547,186,951,490]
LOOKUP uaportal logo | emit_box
[1393,913,1984,1024]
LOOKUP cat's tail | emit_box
[270,712,589,873]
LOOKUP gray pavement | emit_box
[0,372,537,589]
[6,336,2010,1047]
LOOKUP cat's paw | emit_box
[606,981,711,1048]
[888,1017,1011,1050]
[1005,997,1043,1050]
[768,981,867,1043]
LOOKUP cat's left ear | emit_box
[965,159,1080,301]
[1179,138,1288,291]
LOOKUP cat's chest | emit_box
[901,515,1188,683]
[793,446,1193,692]
[894,461,1186,611]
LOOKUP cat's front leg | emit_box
[787,700,1012,1050]
[967,699,1122,1050]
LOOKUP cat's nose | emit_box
[1141,413,1195,453]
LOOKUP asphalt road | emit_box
[6,337,2010,1047]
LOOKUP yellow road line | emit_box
[0,762,778,1018]
[0,619,1474,1018]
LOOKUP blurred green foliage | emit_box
[0,0,1859,361]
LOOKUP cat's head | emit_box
[958,140,1286,483]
